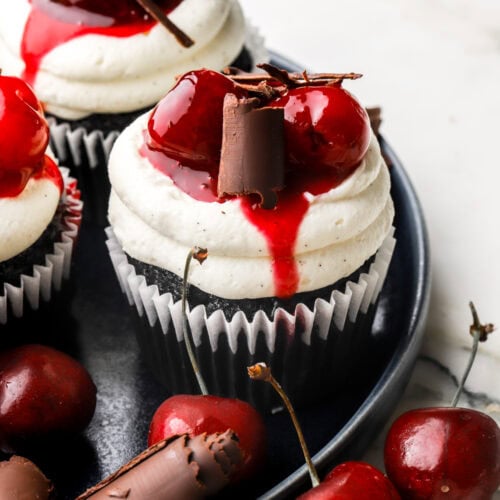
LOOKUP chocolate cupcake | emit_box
[0,75,82,329]
[105,68,395,411]
[0,0,266,222]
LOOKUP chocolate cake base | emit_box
[116,249,387,411]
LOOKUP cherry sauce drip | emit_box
[140,142,353,298]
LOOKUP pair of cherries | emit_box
[283,305,500,499]
[147,68,371,178]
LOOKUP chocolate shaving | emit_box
[257,63,299,88]
[218,94,285,209]
[223,65,363,102]
[134,0,194,48]
[227,65,362,86]
[366,106,382,136]
[365,106,393,168]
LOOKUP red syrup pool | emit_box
[21,0,183,86]
[0,155,63,198]
[140,139,357,298]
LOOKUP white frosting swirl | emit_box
[108,112,394,299]
[0,0,246,119]
[0,174,60,263]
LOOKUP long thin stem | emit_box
[248,363,320,488]
[182,247,208,396]
[451,301,494,407]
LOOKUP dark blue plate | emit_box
[0,54,430,499]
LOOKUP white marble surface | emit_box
[240,0,500,495]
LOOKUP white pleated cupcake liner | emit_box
[105,226,396,411]
[0,168,83,325]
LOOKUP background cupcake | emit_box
[105,68,395,411]
[0,75,82,331]
[0,0,266,222]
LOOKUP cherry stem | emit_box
[182,247,208,396]
[451,301,495,407]
[248,363,320,488]
[134,0,194,48]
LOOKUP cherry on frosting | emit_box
[147,69,247,170]
[270,85,371,174]
[143,70,371,298]
[32,0,183,26]
[0,75,61,197]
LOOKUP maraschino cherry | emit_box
[146,67,371,177]
[148,248,267,482]
[384,302,500,499]
[0,344,97,453]
[147,69,247,169]
[270,83,370,173]
[38,0,183,25]
[0,74,50,195]
[248,363,400,499]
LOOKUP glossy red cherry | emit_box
[148,394,266,481]
[270,85,370,173]
[0,344,97,453]
[37,0,183,25]
[0,75,49,173]
[384,407,500,499]
[147,69,247,169]
[298,461,401,499]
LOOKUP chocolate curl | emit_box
[218,94,285,209]
[134,0,194,48]
[365,106,393,168]
[366,106,382,136]
[0,456,53,499]
[77,431,242,500]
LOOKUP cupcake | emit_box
[0,0,266,222]
[105,67,395,410]
[0,75,82,329]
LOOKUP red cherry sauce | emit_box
[142,142,354,299]
[0,156,63,198]
[21,0,183,86]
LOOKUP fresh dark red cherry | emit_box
[0,75,49,173]
[147,69,247,169]
[384,407,500,499]
[148,394,267,481]
[36,0,183,26]
[0,344,97,453]
[270,85,370,173]
[298,461,401,499]
[384,303,500,499]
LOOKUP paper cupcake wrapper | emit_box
[106,226,395,410]
[0,168,83,325]
[48,23,268,169]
